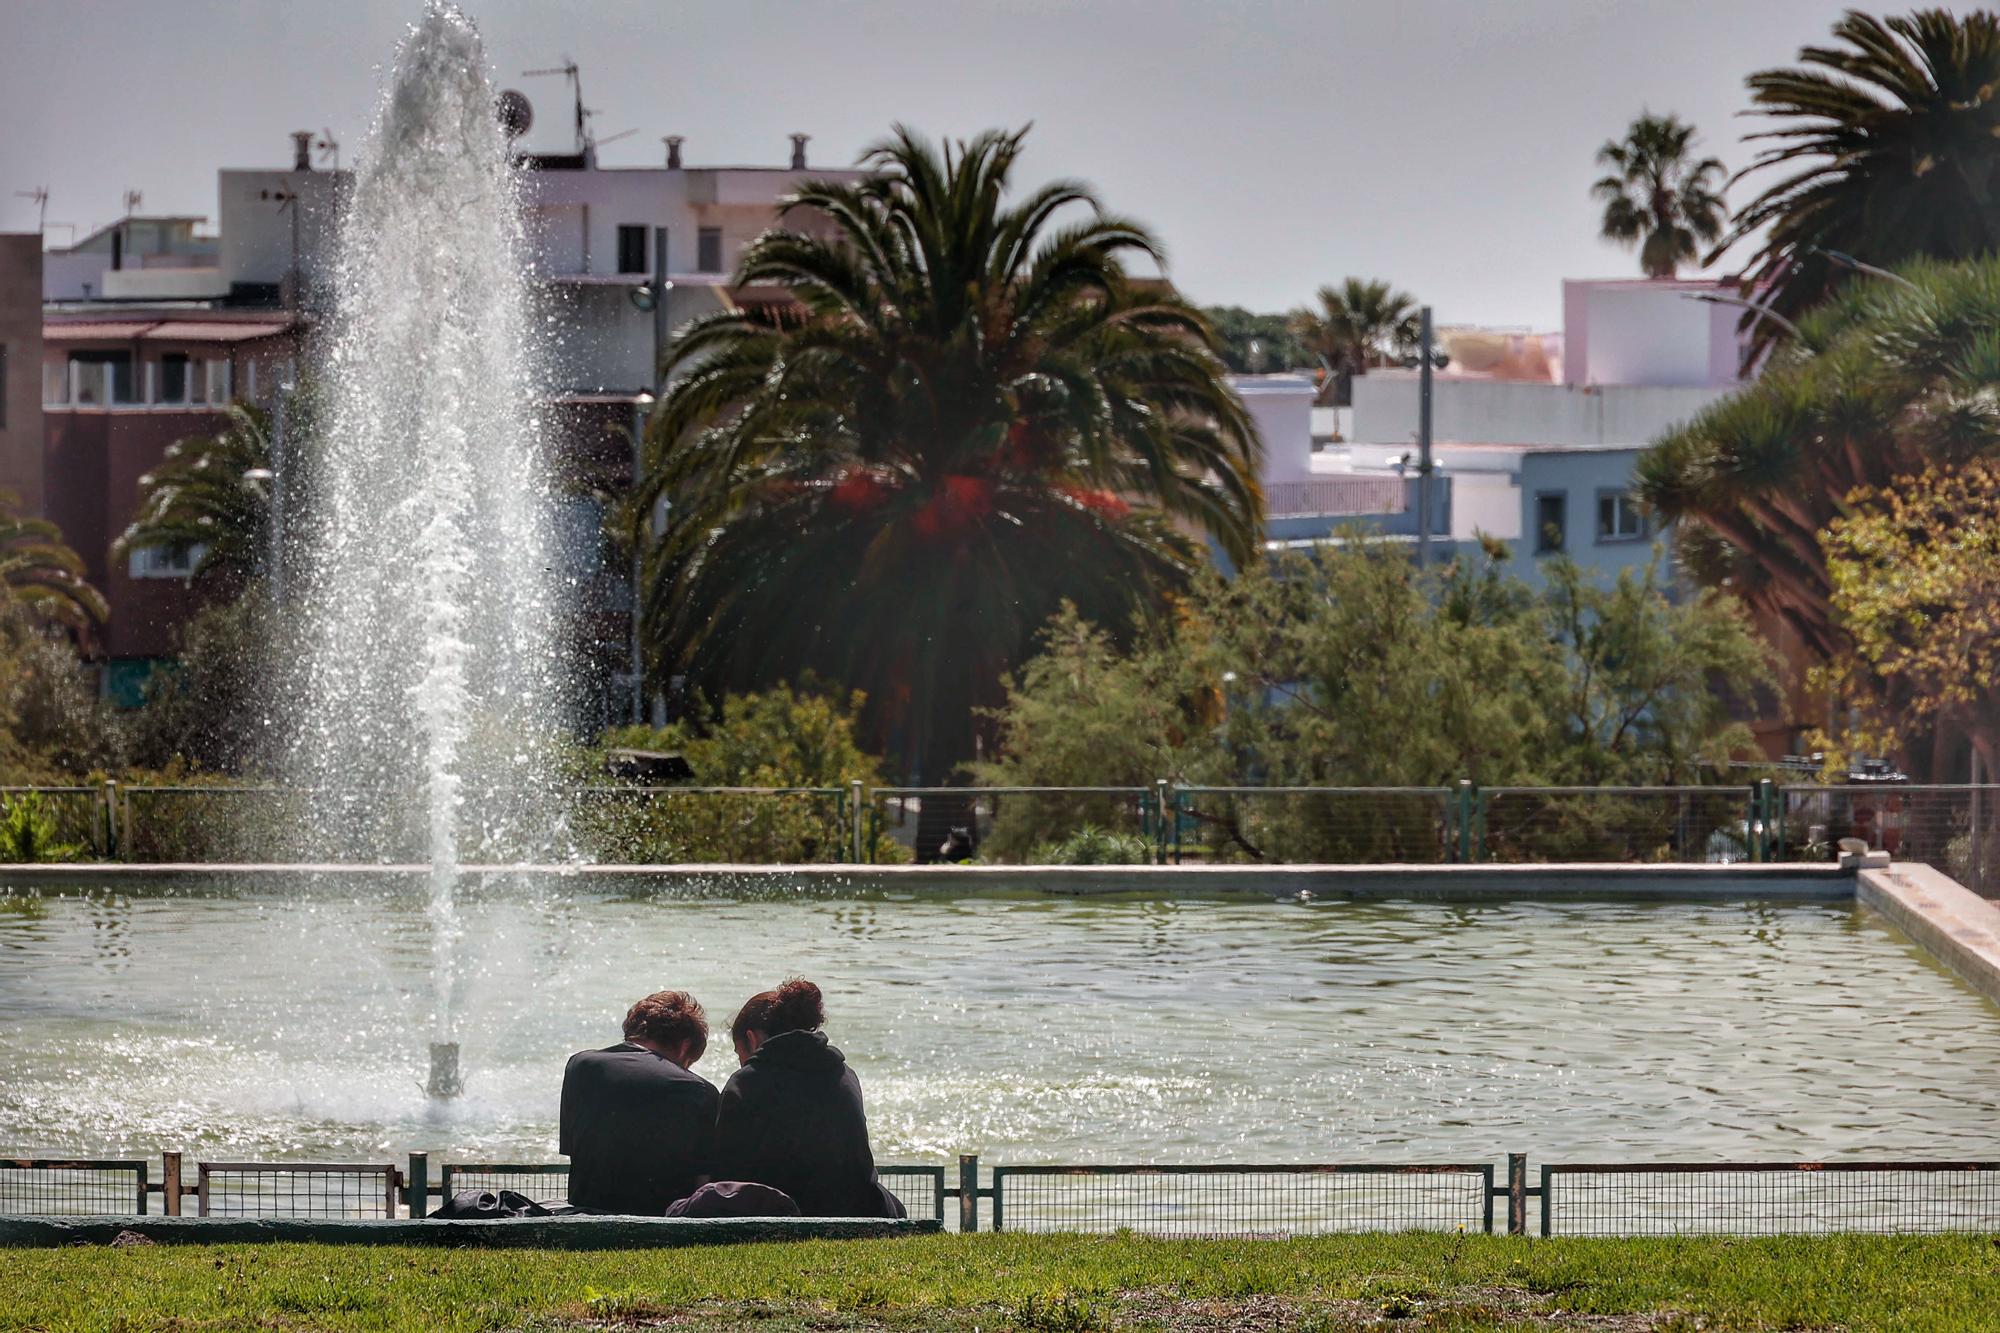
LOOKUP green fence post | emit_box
[1768,779,1780,861]
[849,780,864,865]
[1154,779,1170,865]
[1747,783,1764,863]
[1474,787,1488,863]
[958,1153,980,1233]
[1507,1153,1527,1236]
[1173,789,1187,865]
[102,780,119,860]
[1454,780,1472,863]
[407,1151,428,1218]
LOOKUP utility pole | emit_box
[1417,305,1434,570]
[628,226,671,725]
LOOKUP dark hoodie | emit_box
[713,1029,901,1218]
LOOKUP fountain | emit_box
[288,3,572,1097]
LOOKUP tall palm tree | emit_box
[1289,278,1420,406]
[1593,112,1726,278]
[638,125,1261,782]
[113,403,273,588]
[0,492,107,642]
[1712,9,2000,357]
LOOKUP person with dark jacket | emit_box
[713,979,904,1218]
[559,989,718,1215]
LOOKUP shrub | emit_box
[0,792,84,862]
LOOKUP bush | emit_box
[1030,825,1154,865]
[0,792,84,862]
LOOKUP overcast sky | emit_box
[2,0,1859,327]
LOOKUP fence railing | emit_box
[2,780,1996,888]
[7,1151,1998,1237]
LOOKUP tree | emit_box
[977,541,1769,859]
[0,491,106,643]
[113,402,273,589]
[1711,9,2000,357]
[1288,278,1420,406]
[638,125,1261,782]
[1593,112,1726,279]
[1820,458,2000,775]
[1200,306,1315,374]
[1638,255,2000,755]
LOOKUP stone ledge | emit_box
[1857,863,2000,1007]
[0,1213,939,1249]
[0,861,1857,900]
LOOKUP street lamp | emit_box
[1810,246,1921,292]
[1683,291,1803,340]
[629,390,655,726]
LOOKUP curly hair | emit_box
[623,990,708,1060]
[732,977,824,1046]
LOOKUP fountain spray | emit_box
[290,3,571,1098]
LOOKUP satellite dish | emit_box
[496,89,533,140]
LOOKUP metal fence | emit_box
[1539,1161,2000,1237]
[4,780,1999,881]
[7,1152,2000,1236]
[989,1163,1492,1236]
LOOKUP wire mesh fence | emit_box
[0,787,109,859]
[870,787,1157,864]
[196,1162,399,1218]
[1541,1162,2000,1237]
[1170,787,1455,864]
[0,1159,148,1215]
[1479,786,1757,864]
[990,1164,1492,1236]
[425,1162,941,1221]
[122,787,303,863]
[1773,785,2000,895]
[568,787,850,864]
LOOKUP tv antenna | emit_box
[123,189,142,215]
[15,187,48,231]
[315,128,340,170]
[523,58,588,153]
[594,127,637,149]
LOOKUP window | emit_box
[159,353,190,405]
[697,226,723,273]
[68,351,134,405]
[129,543,207,579]
[202,358,230,404]
[1534,492,1567,554]
[616,224,648,275]
[1596,489,1647,543]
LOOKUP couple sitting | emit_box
[559,978,904,1218]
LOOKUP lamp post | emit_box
[1416,305,1434,569]
[1684,291,1803,341]
[629,390,654,725]
[1811,246,1920,293]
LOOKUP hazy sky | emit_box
[2,0,1858,327]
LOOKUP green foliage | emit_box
[114,402,274,589]
[1288,278,1421,406]
[1031,824,1153,865]
[1200,305,1315,374]
[0,605,127,782]
[1713,9,2000,358]
[1592,112,1725,279]
[0,490,106,645]
[0,791,83,863]
[588,683,904,863]
[126,584,281,775]
[980,540,1771,860]
[638,124,1261,781]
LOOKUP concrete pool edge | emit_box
[1857,864,2000,1008]
[0,860,1858,899]
[0,1214,940,1249]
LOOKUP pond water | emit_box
[2,882,1995,1165]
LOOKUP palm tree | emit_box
[0,492,107,642]
[1593,112,1726,279]
[638,125,1261,782]
[1635,254,2000,773]
[1289,278,1420,406]
[1712,9,2000,358]
[113,403,273,588]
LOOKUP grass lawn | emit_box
[3,1231,1998,1332]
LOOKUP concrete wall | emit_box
[1227,373,1315,484]
[1351,374,1728,449]
[0,236,42,513]
[1562,279,1744,389]
[1510,447,1662,586]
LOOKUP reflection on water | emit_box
[1,883,1996,1164]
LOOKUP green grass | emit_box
[3,1231,1998,1331]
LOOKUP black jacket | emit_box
[713,1030,898,1218]
[559,1042,718,1215]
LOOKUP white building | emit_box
[1257,277,1752,584]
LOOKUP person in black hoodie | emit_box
[713,978,905,1218]
[559,989,717,1214]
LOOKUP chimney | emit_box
[789,133,810,170]
[292,130,314,172]
[664,135,684,170]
